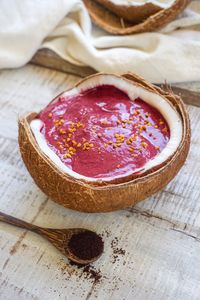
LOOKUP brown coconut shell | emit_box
[18,72,190,213]
[95,0,162,23]
[83,0,192,35]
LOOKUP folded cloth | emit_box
[0,0,200,83]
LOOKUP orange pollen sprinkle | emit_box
[48,113,52,118]
[55,119,64,127]
[128,146,135,152]
[126,139,132,145]
[83,142,93,150]
[115,139,124,144]
[141,142,148,148]
[76,122,84,128]
[115,133,124,140]
[69,128,76,133]
[131,135,136,141]
[138,127,143,132]
[154,125,158,129]
[142,125,147,131]
[59,128,66,135]
[69,147,76,153]
[63,153,72,159]
[162,127,168,133]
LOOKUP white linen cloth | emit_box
[0,0,200,83]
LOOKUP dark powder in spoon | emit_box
[68,231,104,260]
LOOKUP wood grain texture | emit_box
[31,49,95,78]
[31,49,200,107]
[0,65,200,300]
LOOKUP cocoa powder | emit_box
[82,265,102,284]
[111,237,126,263]
[68,231,104,260]
[69,261,103,284]
[68,231,126,286]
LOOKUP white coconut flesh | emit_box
[30,74,183,183]
[109,0,176,9]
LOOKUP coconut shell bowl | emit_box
[83,0,192,35]
[18,72,190,213]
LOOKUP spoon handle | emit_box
[0,211,40,233]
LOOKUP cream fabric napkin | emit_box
[0,0,200,83]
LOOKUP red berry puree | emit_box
[39,85,170,179]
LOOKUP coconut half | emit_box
[18,72,190,212]
[83,0,191,34]
[95,0,175,23]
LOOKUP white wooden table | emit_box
[0,64,200,300]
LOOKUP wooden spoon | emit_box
[0,211,103,265]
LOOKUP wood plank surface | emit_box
[31,49,200,107]
[0,65,200,300]
[31,49,95,78]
